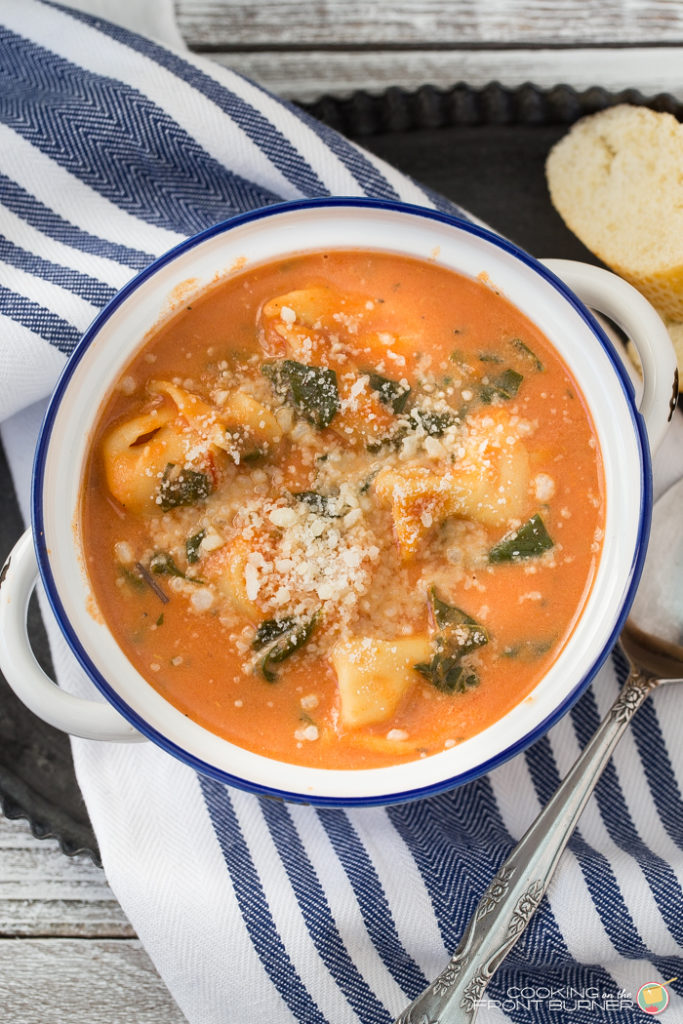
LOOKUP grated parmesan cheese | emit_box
[190,589,214,612]
[386,729,409,741]
[294,723,319,741]
[534,473,556,501]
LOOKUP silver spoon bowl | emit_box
[395,475,683,1024]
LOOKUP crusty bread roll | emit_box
[546,103,683,384]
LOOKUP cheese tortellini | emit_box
[374,410,531,557]
[330,634,432,729]
[102,381,281,514]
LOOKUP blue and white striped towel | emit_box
[2,3,683,1022]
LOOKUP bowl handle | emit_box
[541,259,678,454]
[0,530,145,742]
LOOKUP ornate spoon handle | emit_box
[395,664,659,1024]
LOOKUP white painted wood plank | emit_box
[176,0,683,47]
[0,815,132,937]
[0,938,186,1023]
[0,899,133,938]
[202,45,683,101]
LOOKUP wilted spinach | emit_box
[262,360,340,429]
[366,371,411,414]
[415,588,489,694]
[488,514,554,563]
[158,463,211,511]
[254,612,320,682]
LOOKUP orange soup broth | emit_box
[82,250,604,769]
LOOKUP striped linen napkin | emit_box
[2,4,683,1022]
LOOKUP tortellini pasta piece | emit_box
[102,381,283,514]
[330,634,432,729]
[217,390,282,451]
[375,411,531,557]
[103,383,220,514]
[345,733,419,756]
[150,381,281,454]
[201,534,262,621]
[262,287,342,329]
[149,380,216,421]
[102,406,187,513]
[260,286,370,361]
[356,331,419,366]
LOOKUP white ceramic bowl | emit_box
[0,198,678,805]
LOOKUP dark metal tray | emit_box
[2,82,680,863]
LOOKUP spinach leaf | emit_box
[488,514,554,563]
[119,565,145,592]
[185,530,205,564]
[359,467,381,494]
[409,407,455,437]
[502,638,555,660]
[366,404,458,452]
[149,551,186,578]
[511,337,544,372]
[427,588,489,652]
[416,589,488,694]
[415,649,480,694]
[366,371,411,414]
[365,424,409,454]
[158,463,211,511]
[149,551,204,585]
[262,360,339,429]
[258,612,320,683]
[252,616,298,651]
[428,587,478,630]
[293,491,340,517]
[479,368,524,404]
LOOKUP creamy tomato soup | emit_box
[81,251,604,769]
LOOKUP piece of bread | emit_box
[546,103,683,386]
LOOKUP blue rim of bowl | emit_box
[31,196,652,807]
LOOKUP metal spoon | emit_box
[395,475,683,1024]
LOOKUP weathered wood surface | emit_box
[176,0,683,100]
[205,47,683,101]
[0,939,186,1023]
[0,817,131,938]
[176,0,683,47]
[0,816,186,1021]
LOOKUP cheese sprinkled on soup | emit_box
[81,250,604,769]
